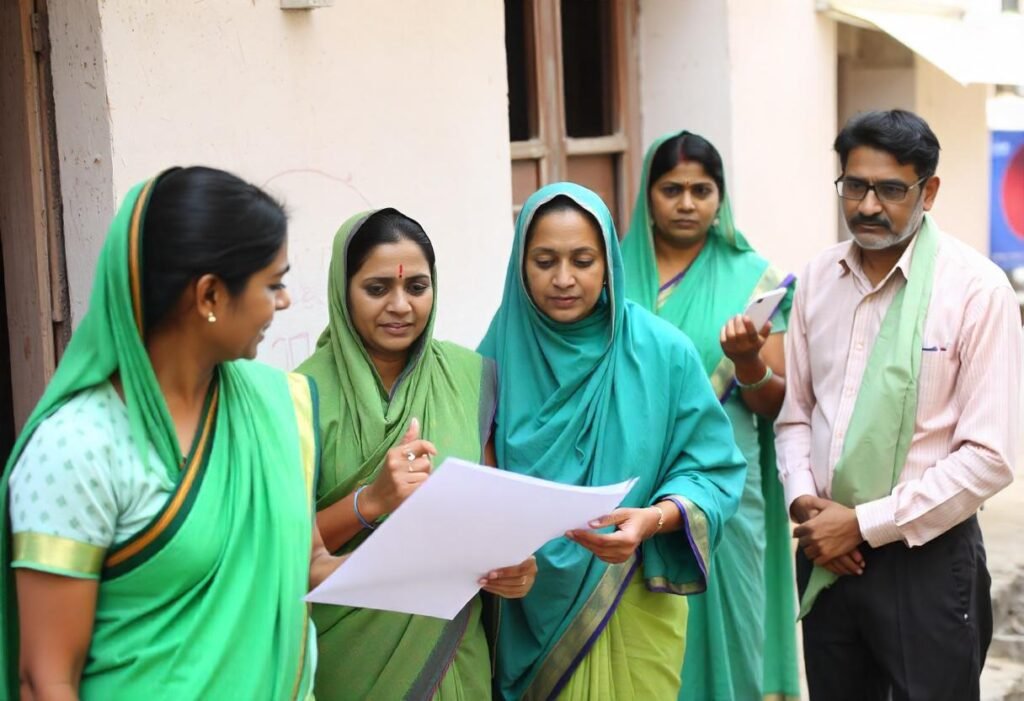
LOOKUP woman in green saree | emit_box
[297,208,537,701]
[480,182,745,700]
[621,131,801,701]
[1,167,340,700]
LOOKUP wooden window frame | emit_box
[508,0,641,233]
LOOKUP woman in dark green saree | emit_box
[480,183,746,700]
[1,167,340,700]
[298,208,537,701]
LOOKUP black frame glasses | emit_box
[834,175,929,204]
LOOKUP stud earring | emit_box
[207,312,217,323]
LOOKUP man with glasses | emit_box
[775,109,1021,700]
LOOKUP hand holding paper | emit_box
[305,458,637,619]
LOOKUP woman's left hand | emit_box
[480,556,537,598]
[720,314,770,365]
[566,508,661,564]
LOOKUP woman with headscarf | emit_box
[480,183,745,700]
[1,167,337,700]
[297,208,536,700]
[621,131,801,701]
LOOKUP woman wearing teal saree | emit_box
[621,131,801,701]
[297,208,536,700]
[480,183,745,700]
[1,167,339,700]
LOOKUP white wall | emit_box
[638,0,735,175]
[639,0,839,277]
[50,0,513,366]
[48,0,116,324]
[726,2,839,277]
[913,57,989,252]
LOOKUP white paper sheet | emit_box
[305,458,637,619]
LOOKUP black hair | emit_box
[647,131,726,197]
[524,195,605,249]
[346,208,435,280]
[141,166,287,331]
[834,109,941,178]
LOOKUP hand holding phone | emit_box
[742,288,787,332]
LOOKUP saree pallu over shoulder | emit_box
[479,183,745,700]
[84,362,318,701]
[298,210,495,701]
[0,175,318,700]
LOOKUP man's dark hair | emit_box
[834,110,941,178]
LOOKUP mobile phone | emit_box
[742,288,787,331]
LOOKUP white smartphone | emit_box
[742,288,787,331]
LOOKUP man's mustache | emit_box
[849,214,893,233]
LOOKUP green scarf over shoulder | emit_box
[296,211,494,700]
[0,176,316,700]
[799,216,939,618]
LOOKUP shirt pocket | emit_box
[917,342,959,413]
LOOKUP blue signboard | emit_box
[990,130,1024,272]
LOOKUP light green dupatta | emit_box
[296,211,495,701]
[1,175,317,700]
[480,183,745,700]
[799,216,939,618]
[622,131,800,700]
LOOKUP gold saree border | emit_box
[127,177,157,333]
[286,373,318,701]
[286,373,317,503]
[522,558,637,701]
[677,495,710,580]
[289,613,311,701]
[12,531,105,577]
[104,385,219,569]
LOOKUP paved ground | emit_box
[979,473,1024,700]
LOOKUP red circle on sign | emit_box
[1005,145,1024,238]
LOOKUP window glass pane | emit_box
[505,0,532,142]
[560,0,612,138]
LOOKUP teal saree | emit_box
[480,182,745,700]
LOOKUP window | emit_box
[505,0,640,232]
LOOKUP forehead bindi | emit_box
[356,241,430,280]
[658,160,714,187]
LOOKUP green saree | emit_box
[0,175,317,700]
[297,211,496,701]
[479,183,745,701]
[622,131,801,701]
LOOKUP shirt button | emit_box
[855,342,864,350]
[844,386,854,396]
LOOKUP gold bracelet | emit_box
[650,504,665,533]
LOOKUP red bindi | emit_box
[398,264,404,279]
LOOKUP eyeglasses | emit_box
[834,175,929,203]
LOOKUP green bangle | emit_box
[737,365,773,391]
